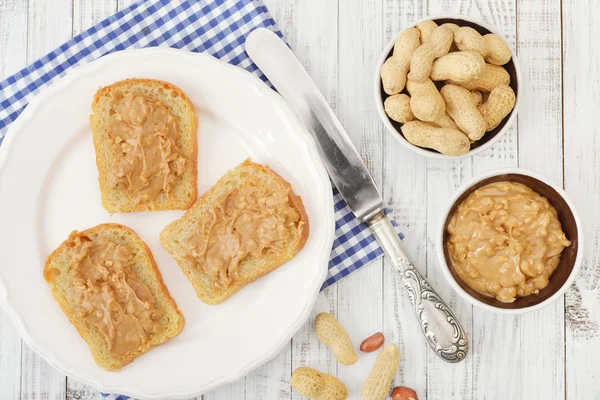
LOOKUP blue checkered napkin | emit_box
[0,0,403,396]
[323,188,404,290]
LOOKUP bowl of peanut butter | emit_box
[437,169,583,313]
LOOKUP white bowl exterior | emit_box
[436,168,584,314]
[374,14,522,160]
[0,48,335,399]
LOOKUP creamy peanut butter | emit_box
[68,232,162,357]
[107,93,186,204]
[447,181,571,303]
[185,178,301,289]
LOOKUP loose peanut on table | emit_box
[406,78,445,122]
[430,51,485,82]
[392,386,419,400]
[416,20,437,43]
[454,26,511,65]
[440,84,487,141]
[361,344,401,400]
[384,94,414,124]
[401,121,470,156]
[360,332,385,352]
[291,367,348,400]
[478,85,516,131]
[408,25,453,82]
[315,312,357,365]
[381,28,421,95]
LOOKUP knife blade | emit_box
[246,28,468,362]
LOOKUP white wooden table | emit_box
[1,0,598,399]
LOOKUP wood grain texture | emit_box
[469,2,522,400]
[424,1,474,398]
[514,1,565,399]
[336,0,386,397]
[381,1,429,397]
[563,0,600,398]
[0,0,598,399]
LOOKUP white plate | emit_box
[0,48,334,399]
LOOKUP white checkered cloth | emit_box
[0,1,403,397]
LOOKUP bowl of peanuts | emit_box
[374,15,521,159]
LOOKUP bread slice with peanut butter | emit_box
[90,78,198,214]
[44,223,184,371]
[160,159,310,305]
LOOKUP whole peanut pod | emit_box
[440,22,459,33]
[454,26,511,65]
[406,78,445,122]
[416,20,437,43]
[430,51,485,82]
[440,84,487,141]
[291,367,348,400]
[315,312,357,365]
[401,121,470,156]
[478,85,516,131]
[384,94,415,124]
[408,26,453,82]
[361,344,401,400]
[381,28,421,95]
[449,63,510,92]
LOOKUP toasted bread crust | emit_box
[90,78,198,214]
[44,223,184,371]
[160,159,310,304]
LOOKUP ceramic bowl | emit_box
[436,169,583,314]
[374,14,522,159]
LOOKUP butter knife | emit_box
[246,28,467,363]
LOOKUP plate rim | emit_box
[0,47,335,399]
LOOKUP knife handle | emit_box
[368,211,468,363]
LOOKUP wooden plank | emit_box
[0,1,29,398]
[0,0,28,77]
[335,0,386,397]
[562,0,600,398]
[423,1,474,398]
[381,1,430,398]
[0,310,22,400]
[513,1,565,399]
[468,2,522,400]
[73,0,117,35]
[20,347,66,400]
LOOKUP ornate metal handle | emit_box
[368,211,468,363]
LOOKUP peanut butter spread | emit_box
[107,93,186,203]
[447,181,571,303]
[69,233,162,357]
[185,178,301,289]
